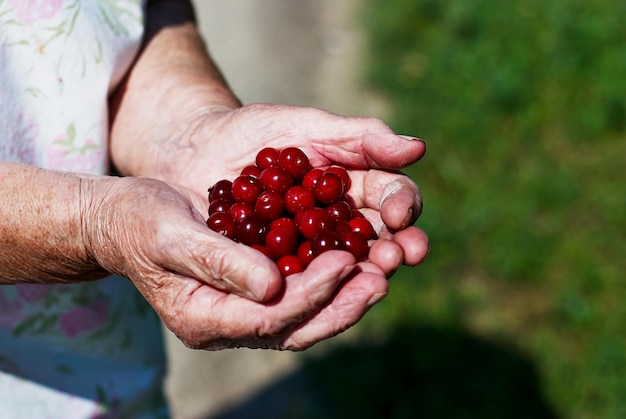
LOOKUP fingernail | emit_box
[378,179,403,209]
[248,266,270,300]
[367,292,387,308]
[398,135,424,142]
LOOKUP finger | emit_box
[285,107,426,170]
[160,186,285,302]
[392,226,430,266]
[367,238,404,276]
[379,178,423,230]
[158,221,283,302]
[349,213,429,269]
[265,250,357,321]
[282,265,389,350]
[349,170,423,231]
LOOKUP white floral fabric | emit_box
[0,1,169,417]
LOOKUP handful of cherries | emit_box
[206,147,377,278]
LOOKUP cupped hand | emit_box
[160,103,430,276]
[82,176,387,349]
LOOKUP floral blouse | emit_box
[0,1,168,417]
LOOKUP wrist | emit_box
[79,175,147,279]
[0,162,108,284]
[109,20,241,179]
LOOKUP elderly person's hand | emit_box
[158,103,428,276]
[80,175,395,350]
[112,106,430,351]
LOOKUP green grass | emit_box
[303,1,626,418]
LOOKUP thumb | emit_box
[164,223,283,302]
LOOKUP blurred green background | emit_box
[302,1,626,418]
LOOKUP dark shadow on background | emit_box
[211,324,560,419]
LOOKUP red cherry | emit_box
[207,212,237,240]
[284,185,316,214]
[208,179,233,203]
[296,240,315,267]
[340,230,369,261]
[314,172,344,204]
[229,202,255,223]
[259,166,293,194]
[334,220,353,235]
[276,255,304,278]
[349,216,377,240]
[236,216,268,246]
[240,165,261,178]
[297,206,335,240]
[311,230,342,256]
[209,198,232,215]
[270,217,298,235]
[326,200,353,222]
[232,175,263,205]
[301,168,324,190]
[254,191,285,221]
[293,208,306,228]
[278,147,310,180]
[256,147,279,170]
[265,227,298,259]
[351,209,365,218]
[325,166,351,192]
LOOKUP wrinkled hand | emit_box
[145,103,431,350]
[82,175,399,350]
[164,103,429,276]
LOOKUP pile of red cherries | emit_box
[206,147,377,278]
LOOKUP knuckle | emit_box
[254,316,288,341]
[365,116,389,131]
[205,243,241,286]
